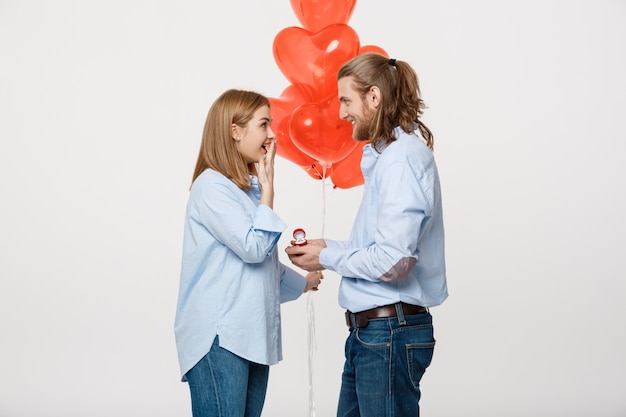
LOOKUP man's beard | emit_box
[353,106,375,141]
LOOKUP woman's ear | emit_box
[231,124,240,141]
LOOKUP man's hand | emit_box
[285,239,326,271]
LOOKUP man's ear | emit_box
[368,86,381,110]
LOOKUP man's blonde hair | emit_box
[338,53,434,151]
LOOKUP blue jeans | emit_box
[185,336,270,417]
[337,306,435,417]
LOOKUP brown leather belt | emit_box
[345,302,428,328]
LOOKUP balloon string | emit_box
[307,164,328,417]
[306,290,316,417]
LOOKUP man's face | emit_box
[338,76,376,141]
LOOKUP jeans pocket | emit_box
[406,341,435,389]
[355,327,391,348]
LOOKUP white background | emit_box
[1,1,625,416]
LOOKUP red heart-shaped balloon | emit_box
[273,24,360,101]
[289,97,358,167]
[290,0,357,33]
[359,44,389,57]
[330,141,365,188]
[270,85,330,181]
[273,115,316,167]
[270,85,314,167]
[270,85,309,123]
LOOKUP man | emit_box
[285,53,448,417]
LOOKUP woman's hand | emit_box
[304,270,324,292]
[258,140,276,208]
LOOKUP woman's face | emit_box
[234,105,275,164]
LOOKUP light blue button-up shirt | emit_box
[174,169,306,380]
[320,127,448,312]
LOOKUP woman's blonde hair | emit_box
[191,89,270,189]
[337,53,434,151]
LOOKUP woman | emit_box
[175,89,322,417]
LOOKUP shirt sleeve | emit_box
[320,156,436,282]
[324,239,350,250]
[191,177,285,264]
[279,264,306,303]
